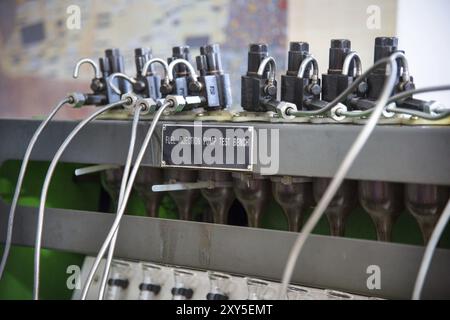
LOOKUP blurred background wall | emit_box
[0,0,449,119]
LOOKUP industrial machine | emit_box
[0,37,449,301]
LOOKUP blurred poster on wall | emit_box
[0,0,287,119]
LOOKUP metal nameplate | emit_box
[161,123,254,171]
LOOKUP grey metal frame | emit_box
[1,199,449,300]
[0,118,449,185]
[0,118,449,299]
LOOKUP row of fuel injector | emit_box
[71,36,442,121]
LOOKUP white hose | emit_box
[97,106,143,299]
[0,97,69,281]
[80,101,172,300]
[33,100,127,300]
[277,54,399,299]
[412,199,450,300]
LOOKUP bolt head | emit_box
[133,81,146,92]
[289,42,309,52]
[160,83,173,95]
[331,39,351,49]
[134,47,151,56]
[172,46,190,57]
[189,81,203,92]
[249,43,268,53]
[201,43,220,55]
[105,48,121,57]
[309,83,321,96]
[358,81,368,94]
[265,84,277,96]
[375,37,398,47]
[90,78,104,92]
[401,81,415,92]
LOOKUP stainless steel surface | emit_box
[1,119,449,185]
[1,199,449,300]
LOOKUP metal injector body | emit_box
[321,39,367,108]
[195,44,232,111]
[241,43,278,113]
[281,41,322,111]
[133,47,161,99]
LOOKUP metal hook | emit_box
[297,55,319,80]
[167,59,199,82]
[73,58,101,79]
[109,72,137,95]
[257,56,277,83]
[390,51,410,81]
[342,51,363,77]
[141,58,170,83]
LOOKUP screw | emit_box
[160,83,173,95]
[265,84,277,96]
[189,81,203,92]
[358,81,368,94]
[309,83,321,96]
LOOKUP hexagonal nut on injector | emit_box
[68,92,86,109]
[276,101,297,120]
[136,98,157,115]
[424,101,448,117]
[330,103,347,122]
[121,92,139,111]
[383,103,396,118]
[165,95,187,113]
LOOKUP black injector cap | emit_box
[247,43,269,76]
[286,42,310,76]
[328,39,351,74]
[374,37,398,63]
